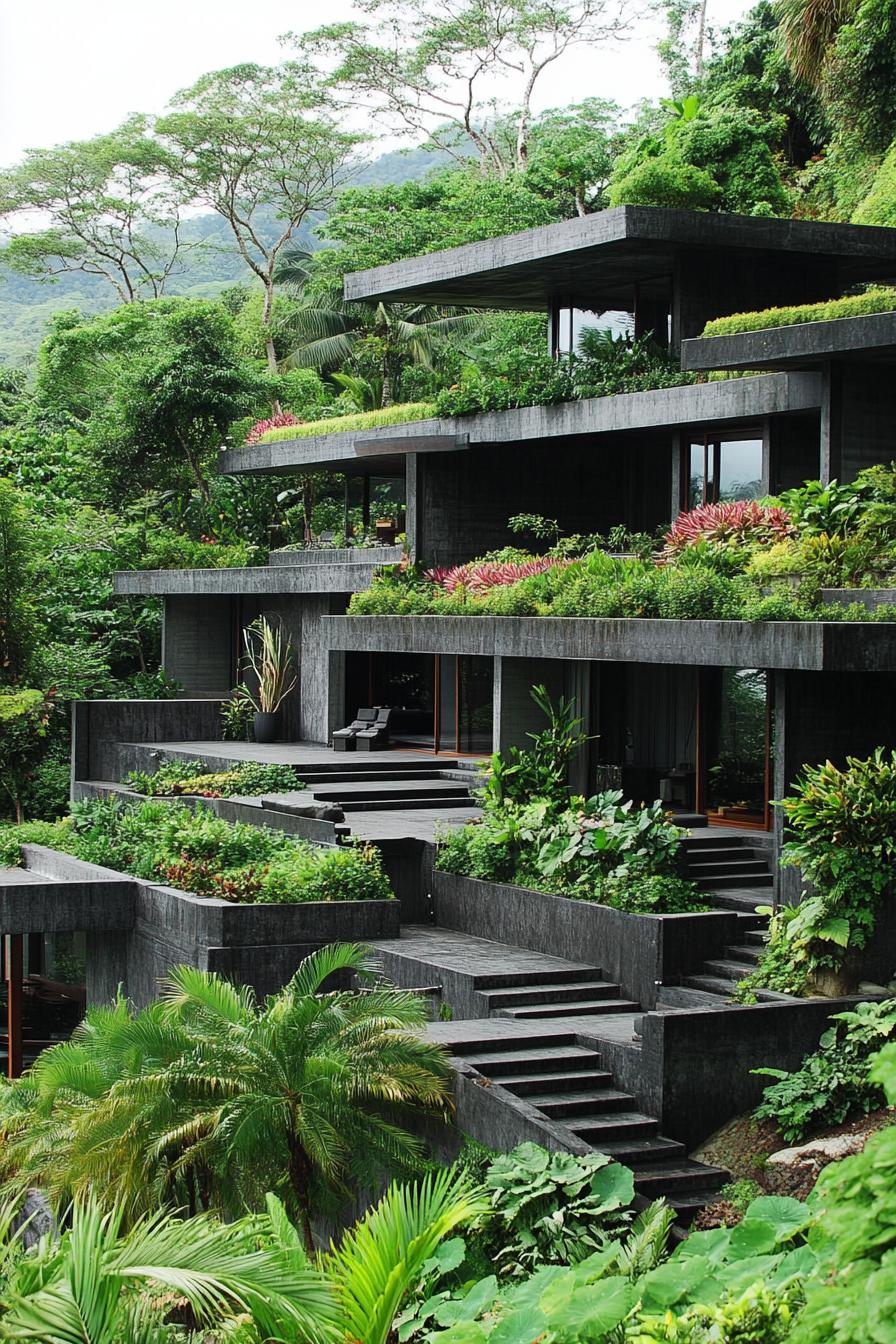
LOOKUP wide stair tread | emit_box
[724,943,763,964]
[703,959,755,981]
[682,974,739,997]
[710,888,775,912]
[474,967,607,990]
[689,858,771,876]
[631,1161,730,1195]
[461,1046,602,1074]
[566,1112,659,1140]
[339,796,475,812]
[528,1089,636,1117]
[695,873,774,890]
[497,1068,615,1094]
[583,1135,686,1164]
[496,998,640,1019]
[656,985,739,1010]
[477,980,621,1007]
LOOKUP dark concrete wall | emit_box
[415,438,673,567]
[823,363,896,483]
[432,871,744,1009]
[641,995,887,1149]
[768,413,822,495]
[163,597,235,696]
[673,253,841,350]
[72,699,224,785]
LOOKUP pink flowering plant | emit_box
[424,555,571,594]
[245,413,304,444]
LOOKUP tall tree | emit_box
[298,0,642,177]
[0,118,191,303]
[156,63,359,378]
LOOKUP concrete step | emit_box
[745,928,771,945]
[461,1046,603,1076]
[583,1135,684,1165]
[530,1089,636,1118]
[499,1068,614,1095]
[665,1191,725,1225]
[694,873,774,890]
[630,1161,730,1197]
[688,858,770,878]
[496,998,640,1020]
[567,1113,659,1142]
[682,835,759,851]
[477,980,618,1008]
[710,888,776,912]
[681,974,738,998]
[473,966,605,991]
[724,943,763,965]
[656,985,738,1010]
[311,780,471,801]
[703,959,755,982]
[339,796,476,812]
[297,768,446,784]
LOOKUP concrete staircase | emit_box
[682,831,775,913]
[452,1030,728,1222]
[478,968,639,1020]
[656,918,799,1009]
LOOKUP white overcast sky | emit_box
[0,0,753,170]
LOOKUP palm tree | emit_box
[275,248,484,406]
[0,1194,336,1344]
[777,0,858,88]
[0,947,454,1251]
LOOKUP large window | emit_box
[702,668,769,828]
[687,435,763,510]
[550,279,672,356]
[344,653,493,754]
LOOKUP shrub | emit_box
[608,156,722,209]
[701,287,896,338]
[753,999,896,1142]
[0,818,74,867]
[245,412,304,443]
[0,689,56,824]
[125,760,305,799]
[425,556,570,595]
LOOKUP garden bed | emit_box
[15,842,400,1007]
[431,870,743,1009]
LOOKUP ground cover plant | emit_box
[435,687,706,914]
[255,402,437,443]
[0,796,392,905]
[738,749,896,999]
[124,759,306,798]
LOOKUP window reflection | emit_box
[688,437,763,509]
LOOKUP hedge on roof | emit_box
[254,402,437,444]
[700,288,896,338]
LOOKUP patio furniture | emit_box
[332,707,377,751]
[355,706,392,751]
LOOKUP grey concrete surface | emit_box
[115,563,382,596]
[322,613,896,673]
[682,311,896,372]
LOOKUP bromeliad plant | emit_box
[662,500,795,558]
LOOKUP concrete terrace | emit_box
[219,372,821,476]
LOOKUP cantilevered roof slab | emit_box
[343,207,896,309]
[219,371,821,477]
[682,312,896,373]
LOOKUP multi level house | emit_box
[101,206,896,891]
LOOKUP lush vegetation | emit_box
[435,686,705,915]
[701,288,896,338]
[124,759,306,799]
[738,749,896,999]
[350,467,896,623]
[754,998,896,1142]
[0,797,392,905]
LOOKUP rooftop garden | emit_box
[701,287,896,339]
[349,466,896,624]
[436,685,707,915]
[0,796,393,904]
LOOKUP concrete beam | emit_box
[115,563,383,597]
[220,374,821,477]
[682,312,896,373]
[322,613,896,672]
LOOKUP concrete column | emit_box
[86,931,129,1007]
[669,432,683,520]
[405,453,421,562]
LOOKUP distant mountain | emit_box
[0,144,450,368]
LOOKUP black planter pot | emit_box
[253,711,279,744]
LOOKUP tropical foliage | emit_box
[0,797,393,904]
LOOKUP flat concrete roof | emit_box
[682,311,896,372]
[322,614,896,673]
[343,206,896,309]
[114,561,384,597]
[220,372,821,476]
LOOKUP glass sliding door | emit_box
[436,655,493,755]
[344,653,492,755]
[701,668,770,828]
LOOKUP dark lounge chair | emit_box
[332,707,377,751]
[355,706,392,751]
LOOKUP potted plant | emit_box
[242,617,297,744]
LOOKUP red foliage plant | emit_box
[663,500,795,556]
[424,555,570,594]
[245,413,304,444]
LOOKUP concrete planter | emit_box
[431,870,744,1009]
[21,845,400,1008]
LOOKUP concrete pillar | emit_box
[86,931,129,1007]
